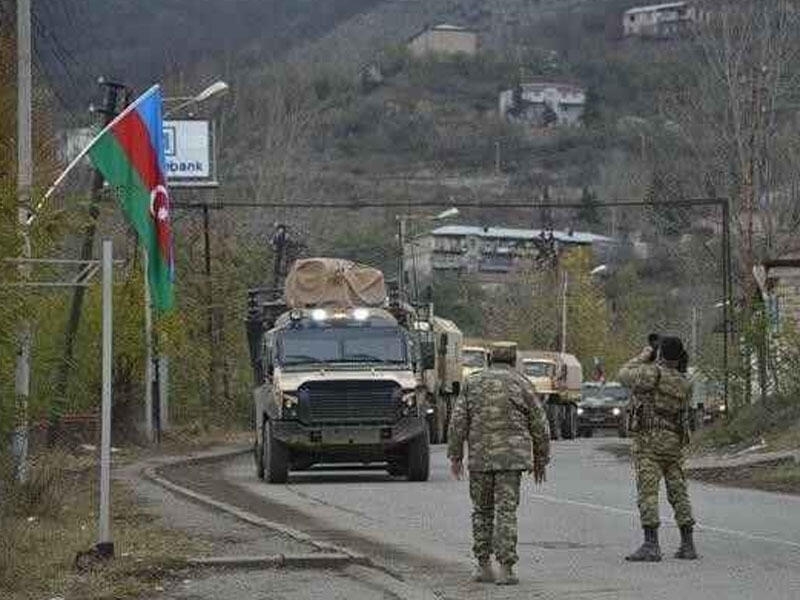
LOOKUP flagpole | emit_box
[29,84,161,224]
[144,251,154,442]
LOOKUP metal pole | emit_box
[97,239,114,557]
[144,252,154,441]
[722,199,731,413]
[397,217,406,302]
[13,0,33,483]
[561,271,568,354]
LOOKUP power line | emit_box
[172,198,727,210]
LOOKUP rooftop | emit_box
[624,2,688,16]
[429,225,615,245]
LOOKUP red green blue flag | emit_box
[87,85,174,312]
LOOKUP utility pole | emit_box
[560,271,568,355]
[396,217,406,303]
[52,79,126,441]
[13,0,33,482]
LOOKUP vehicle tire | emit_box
[255,437,265,480]
[406,431,430,482]
[262,420,289,484]
[562,405,578,440]
[547,402,561,441]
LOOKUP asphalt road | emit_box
[199,437,800,600]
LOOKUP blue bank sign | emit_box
[163,120,211,180]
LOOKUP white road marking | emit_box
[529,493,800,549]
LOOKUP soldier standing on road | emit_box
[447,342,550,585]
[619,336,698,562]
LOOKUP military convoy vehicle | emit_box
[415,316,463,444]
[246,258,434,483]
[517,350,583,439]
[461,345,490,379]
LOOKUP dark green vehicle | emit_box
[577,382,631,438]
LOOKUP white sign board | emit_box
[163,120,211,180]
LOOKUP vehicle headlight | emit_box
[282,394,299,417]
[576,407,584,416]
[612,407,621,416]
[718,405,727,413]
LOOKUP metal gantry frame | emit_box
[170,196,734,410]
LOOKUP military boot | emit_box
[674,525,699,560]
[625,526,662,562]
[495,563,519,586]
[472,560,494,583]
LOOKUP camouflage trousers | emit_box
[469,470,522,565]
[634,451,695,529]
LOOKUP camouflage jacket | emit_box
[447,365,550,472]
[618,351,692,450]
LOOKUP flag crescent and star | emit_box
[86,85,175,312]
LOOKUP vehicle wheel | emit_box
[562,405,578,440]
[262,420,289,484]
[406,431,430,482]
[255,437,265,480]
[547,403,561,440]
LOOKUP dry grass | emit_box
[1,451,210,600]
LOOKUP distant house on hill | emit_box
[499,82,586,128]
[404,225,615,289]
[407,24,478,57]
[623,2,706,38]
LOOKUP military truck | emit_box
[246,258,432,483]
[461,345,490,379]
[415,316,463,444]
[517,350,582,439]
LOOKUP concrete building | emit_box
[407,24,478,58]
[623,2,704,38]
[499,82,586,127]
[404,225,615,289]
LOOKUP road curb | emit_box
[141,447,441,599]
[187,553,354,569]
[142,447,372,561]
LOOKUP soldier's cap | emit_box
[489,341,517,365]
[659,336,684,362]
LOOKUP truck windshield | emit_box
[523,362,555,377]
[462,350,487,368]
[278,327,408,366]
[583,384,629,403]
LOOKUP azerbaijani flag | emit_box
[87,85,174,312]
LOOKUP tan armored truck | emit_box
[461,345,490,378]
[246,258,432,483]
[517,350,583,439]
[415,316,463,444]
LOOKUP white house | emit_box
[407,24,478,57]
[499,82,586,127]
[623,2,704,38]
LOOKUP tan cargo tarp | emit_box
[284,258,387,308]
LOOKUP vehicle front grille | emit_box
[297,380,401,425]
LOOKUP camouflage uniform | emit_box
[619,352,695,530]
[447,362,550,566]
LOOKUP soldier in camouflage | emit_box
[447,342,550,585]
[618,336,698,562]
